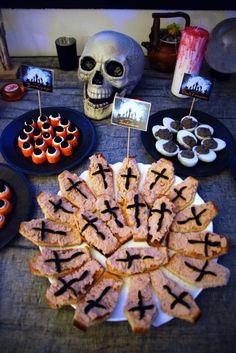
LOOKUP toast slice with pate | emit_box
[148,195,175,247]
[73,272,123,331]
[164,254,230,288]
[106,246,168,276]
[88,153,115,199]
[28,246,91,278]
[19,218,81,247]
[123,191,149,241]
[150,269,200,323]
[124,273,157,333]
[45,259,104,309]
[141,159,174,207]
[37,191,79,227]
[117,157,140,205]
[77,210,120,256]
[166,176,198,213]
[167,231,229,259]
[171,201,218,233]
[58,170,96,212]
[96,196,132,244]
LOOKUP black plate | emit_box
[141,108,236,177]
[0,107,95,175]
[0,163,33,248]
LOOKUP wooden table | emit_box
[0,57,236,353]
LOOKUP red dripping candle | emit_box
[171,26,209,98]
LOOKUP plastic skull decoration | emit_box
[78,30,145,120]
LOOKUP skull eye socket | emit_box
[80,56,96,71]
[105,61,124,77]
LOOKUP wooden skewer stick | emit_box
[189,97,196,116]
[127,127,131,159]
[38,90,42,116]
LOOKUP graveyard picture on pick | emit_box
[179,73,213,101]
[111,96,151,131]
[21,65,54,93]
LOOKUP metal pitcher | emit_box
[142,12,190,72]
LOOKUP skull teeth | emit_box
[87,92,111,100]
[87,101,109,108]
[86,88,116,105]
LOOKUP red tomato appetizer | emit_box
[21,142,34,158]
[0,214,6,229]
[52,135,64,148]
[18,132,30,148]
[49,111,61,127]
[32,148,47,164]
[59,118,70,129]
[34,138,47,151]
[0,198,12,215]
[0,181,12,200]
[37,115,49,129]
[42,132,53,146]
[46,146,61,164]
[41,122,54,135]
[66,124,79,138]
[55,126,67,139]
[67,133,78,148]
[33,128,42,141]
[24,118,36,129]
[23,124,34,139]
[60,140,73,156]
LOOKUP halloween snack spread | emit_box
[17,113,80,165]
[19,154,230,333]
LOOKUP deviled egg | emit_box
[178,149,198,167]
[201,137,226,151]
[195,124,214,140]
[181,115,198,131]
[163,117,181,133]
[152,125,173,141]
[155,140,179,157]
[177,130,197,149]
[193,145,217,163]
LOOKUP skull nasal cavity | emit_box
[92,71,103,85]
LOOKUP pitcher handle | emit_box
[152,12,190,28]
[142,12,190,52]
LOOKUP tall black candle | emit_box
[55,37,78,71]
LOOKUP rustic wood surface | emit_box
[0,57,236,353]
